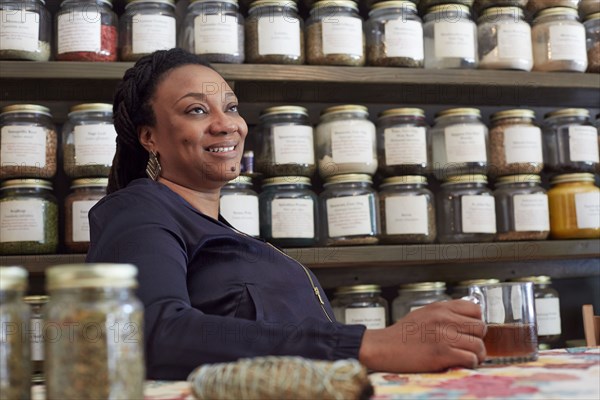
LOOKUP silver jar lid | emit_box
[455,278,500,288]
[378,107,425,119]
[1,104,51,117]
[262,176,312,187]
[70,178,109,189]
[311,0,359,12]
[335,284,381,295]
[479,6,524,21]
[400,281,446,291]
[544,108,589,119]
[249,0,297,11]
[441,174,488,185]
[1,179,53,191]
[323,174,373,186]
[550,173,596,185]
[321,104,369,118]
[491,109,536,121]
[190,0,238,6]
[535,6,579,21]
[68,103,113,116]
[260,105,308,119]
[435,107,481,120]
[369,1,417,14]
[126,0,175,8]
[495,174,542,186]
[380,175,427,187]
[46,264,138,290]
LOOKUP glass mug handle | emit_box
[461,286,485,321]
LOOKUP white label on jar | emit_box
[345,307,386,329]
[575,192,600,229]
[384,19,424,59]
[220,195,260,236]
[30,317,43,361]
[444,124,487,163]
[568,126,600,163]
[194,14,239,55]
[486,287,505,324]
[331,121,376,164]
[498,23,532,60]
[258,16,300,56]
[1,126,46,168]
[273,125,315,165]
[322,16,363,56]
[548,24,587,61]
[385,195,428,235]
[73,124,117,166]
[536,297,561,336]
[384,126,427,165]
[132,14,176,54]
[461,195,496,233]
[0,10,39,52]
[504,126,543,164]
[326,195,373,238]
[271,198,314,238]
[434,21,475,59]
[72,200,97,242]
[0,199,44,242]
[513,194,550,232]
[57,12,101,54]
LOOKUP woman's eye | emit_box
[189,107,206,115]
[228,105,239,113]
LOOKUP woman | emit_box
[86,48,486,380]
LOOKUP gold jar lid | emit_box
[0,104,51,117]
[512,275,552,285]
[400,281,446,291]
[550,173,596,184]
[1,179,53,191]
[324,174,373,186]
[46,264,138,291]
[335,284,381,295]
[378,107,425,119]
[70,178,109,189]
[370,0,417,13]
[455,278,500,288]
[584,11,600,21]
[479,6,524,20]
[260,105,308,118]
[495,174,542,186]
[435,107,481,120]
[190,0,238,5]
[544,108,589,119]
[380,175,427,187]
[226,175,253,185]
[427,4,471,15]
[24,295,50,305]
[0,266,28,291]
[262,176,312,187]
[126,0,175,8]
[535,6,579,20]
[441,174,488,185]
[69,103,113,115]
[491,109,535,121]
[311,0,358,11]
[249,0,297,11]
[321,104,368,118]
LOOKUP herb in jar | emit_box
[0,0,52,61]
[0,41,51,61]
[1,127,57,178]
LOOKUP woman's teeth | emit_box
[208,146,235,153]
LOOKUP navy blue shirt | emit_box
[86,179,365,380]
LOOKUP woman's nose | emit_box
[209,111,238,135]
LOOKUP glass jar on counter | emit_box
[376,108,429,176]
[542,108,599,174]
[319,174,380,246]
[0,0,51,60]
[316,105,377,179]
[255,106,315,178]
[55,0,118,61]
[1,104,57,180]
[392,282,450,322]
[259,176,319,247]
[430,108,489,180]
[532,7,588,72]
[24,295,49,384]
[44,264,144,400]
[365,1,424,67]
[548,173,600,239]
[220,175,260,237]
[584,12,600,72]
[62,103,116,178]
[64,178,107,253]
[119,0,176,62]
[494,174,550,241]
[451,278,500,299]
[306,0,365,66]
[379,176,436,244]
[437,174,497,243]
[331,284,388,329]
[0,179,58,255]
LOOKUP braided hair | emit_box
[108,48,213,194]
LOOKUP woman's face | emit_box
[142,64,248,190]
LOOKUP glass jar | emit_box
[306,0,365,66]
[451,278,500,299]
[0,104,57,180]
[62,103,116,178]
[494,174,550,241]
[423,4,478,69]
[24,295,49,384]
[0,179,58,255]
[55,0,118,61]
[64,178,108,253]
[475,0,528,13]
[0,0,51,60]
[319,174,380,246]
[376,108,429,176]
[220,175,260,237]
[259,176,319,247]
[437,174,497,243]
[44,264,144,400]
[379,176,436,244]
[489,109,544,177]
[477,7,533,71]
[119,0,176,61]
[430,108,489,180]
[532,7,588,72]
[365,1,424,67]
[528,0,580,16]
[245,0,304,64]
[255,106,315,178]
[584,12,600,72]
[392,282,450,322]
[542,108,599,174]
[316,105,377,179]
[331,284,388,329]
[548,173,600,239]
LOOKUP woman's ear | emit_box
[138,126,155,152]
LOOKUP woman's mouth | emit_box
[206,144,237,153]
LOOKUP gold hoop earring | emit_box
[146,150,161,181]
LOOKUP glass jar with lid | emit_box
[220,176,260,237]
[542,108,599,174]
[44,264,144,400]
[0,179,58,255]
[62,103,116,178]
[331,284,388,329]
[24,295,49,384]
[580,0,600,19]
[379,176,436,244]
[365,1,424,67]
[255,106,315,178]
[316,105,377,179]
[548,173,600,239]
[437,174,497,243]
[259,176,319,247]
[376,108,429,177]
[532,7,588,72]
[584,12,600,72]
[1,104,57,180]
[119,0,176,62]
[419,0,474,14]
[528,0,580,16]
[392,282,450,322]
[306,0,365,66]
[319,174,380,246]
[474,0,528,13]
[0,0,51,60]
[55,0,118,61]
[451,278,500,299]
[430,108,489,180]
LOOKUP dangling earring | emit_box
[146,150,161,181]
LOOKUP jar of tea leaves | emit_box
[0,0,51,60]
[584,12,600,72]
[220,175,260,237]
[64,178,108,253]
[331,285,388,329]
